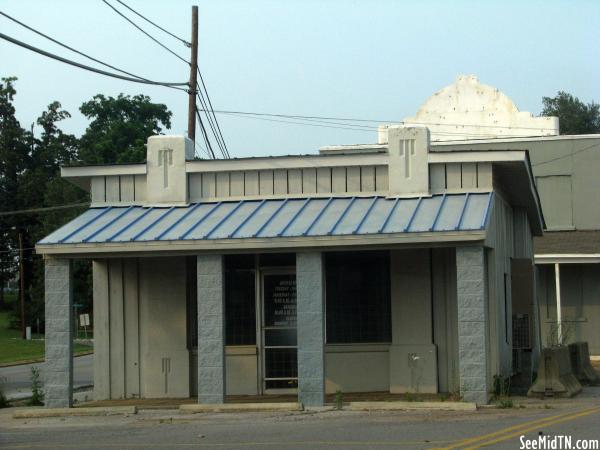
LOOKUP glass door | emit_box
[261,271,298,393]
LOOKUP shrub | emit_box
[334,390,343,410]
[498,399,514,409]
[0,376,9,408]
[26,366,44,406]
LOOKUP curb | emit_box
[12,405,137,418]
[180,402,303,413]
[349,401,477,411]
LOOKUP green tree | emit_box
[1,83,173,329]
[542,91,600,135]
[78,93,172,164]
[0,77,30,311]
[20,102,89,328]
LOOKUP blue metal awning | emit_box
[38,193,492,247]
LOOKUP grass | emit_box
[0,310,92,365]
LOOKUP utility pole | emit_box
[18,232,26,339]
[187,5,199,143]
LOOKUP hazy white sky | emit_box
[2,0,599,158]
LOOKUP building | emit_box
[38,126,543,408]
[330,75,600,358]
[435,134,600,356]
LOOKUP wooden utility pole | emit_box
[187,5,199,143]
[18,232,26,339]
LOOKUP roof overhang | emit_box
[36,193,492,258]
[61,164,146,191]
[431,150,544,235]
[535,254,600,264]
[432,133,600,147]
[36,230,486,258]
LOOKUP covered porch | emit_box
[38,194,495,408]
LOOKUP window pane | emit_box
[265,348,297,379]
[225,269,256,345]
[265,328,297,346]
[325,251,391,344]
[259,253,296,267]
[263,274,297,328]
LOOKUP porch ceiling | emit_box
[36,193,492,255]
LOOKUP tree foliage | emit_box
[0,78,172,331]
[542,91,600,135]
[0,77,30,309]
[78,94,172,164]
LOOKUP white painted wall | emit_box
[139,257,190,398]
[389,249,438,393]
[325,345,390,393]
[93,259,140,400]
[93,257,190,400]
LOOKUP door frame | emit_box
[257,267,298,395]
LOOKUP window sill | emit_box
[325,343,390,353]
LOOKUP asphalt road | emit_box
[1,393,600,449]
[0,354,93,399]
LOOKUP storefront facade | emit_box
[37,126,544,408]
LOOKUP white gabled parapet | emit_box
[387,126,430,197]
[146,135,194,205]
[379,75,559,143]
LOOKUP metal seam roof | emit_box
[38,193,493,246]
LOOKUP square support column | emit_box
[197,254,225,404]
[296,252,325,407]
[44,258,73,408]
[456,246,489,405]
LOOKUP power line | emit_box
[208,109,558,132]
[195,108,216,159]
[213,109,569,140]
[218,110,529,136]
[197,70,230,158]
[101,0,190,66]
[0,202,90,217]
[0,10,173,88]
[193,141,211,159]
[196,89,229,159]
[0,32,189,88]
[197,89,228,158]
[220,111,405,133]
[114,0,191,47]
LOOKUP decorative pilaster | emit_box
[197,254,225,404]
[456,246,489,404]
[44,258,73,408]
[296,252,325,407]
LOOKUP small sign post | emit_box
[79,313,90,339]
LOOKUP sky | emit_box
[1,0,599,158]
